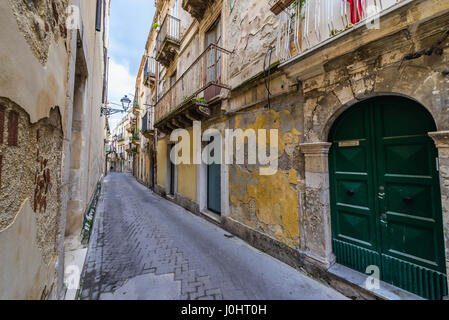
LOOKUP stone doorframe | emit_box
[429,131,449,288]
[166,141,177,196]
[299,142,335,269]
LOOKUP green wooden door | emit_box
[329,96,447,300]
[169,145,175,195]
[207,136,221,214]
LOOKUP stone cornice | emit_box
[429,131,449,148]
[300,142,332,155]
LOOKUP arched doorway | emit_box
[328,96,447,299]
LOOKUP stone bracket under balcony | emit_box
[144,72,156,87]
[155,99,212,135]
[142,129,155,139]
[182,0,214,21]
[156,39,179,68]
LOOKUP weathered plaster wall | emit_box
[228,96,304,248]
[0,98,63,299]
[0,200,55,300]
[7,0,69,65]
[0,0,68,128]
[226,0,279,89]
[282,0,449,143]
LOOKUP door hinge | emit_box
[436,157,440,172]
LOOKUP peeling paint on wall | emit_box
[229,105,303,248]
[0,97,63,265]
[8,0,69,64]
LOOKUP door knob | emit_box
[378,192,385,199]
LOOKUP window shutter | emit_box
[95,0,102,32]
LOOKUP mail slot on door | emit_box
[338,140,360,147]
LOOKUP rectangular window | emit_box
[8,110,19,146]
[95,0,102,32]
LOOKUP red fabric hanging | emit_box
[347,0,363,24]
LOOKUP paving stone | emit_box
[79,173,346,301]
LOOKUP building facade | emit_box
[133,0,449,299]
[112,115,134,173]
[0,0,110,299]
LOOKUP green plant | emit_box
[192,97,208,105]
[291,0,307,18]
[152,22,159,30]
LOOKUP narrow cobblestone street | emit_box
[79,173,346,300]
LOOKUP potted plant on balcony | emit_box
[131,131,140,144]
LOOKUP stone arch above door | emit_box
[303,88,448,144]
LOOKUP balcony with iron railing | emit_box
[154,44,231,134]
[126,119,136,133]
[144,57,157,87]
[142,106,155,138]
[131,131,141,145]
[156,14,181,67]
[182,0,214,20]
[275,0,408,61]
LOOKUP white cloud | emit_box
[107,59,135,130]
[108,59,136,103]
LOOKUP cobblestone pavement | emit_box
[79,173,347,300]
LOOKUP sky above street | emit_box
[108,0,155,130]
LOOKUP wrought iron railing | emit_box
[278,0,407,60]
[156,14,180,55]
[142,106,155,132]
[155,44,231,122]
[144,57,157,78]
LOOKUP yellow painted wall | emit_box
[229,108,302,249]
[177,128,197,201]
[157,138,167,188]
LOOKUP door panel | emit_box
[329,96,447,299]
[330,106,378,255]
[207,162,221,214]
[207,136,221,214]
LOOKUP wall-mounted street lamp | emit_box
[101,95,133,117]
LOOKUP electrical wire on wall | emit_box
[264,46,274,110]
